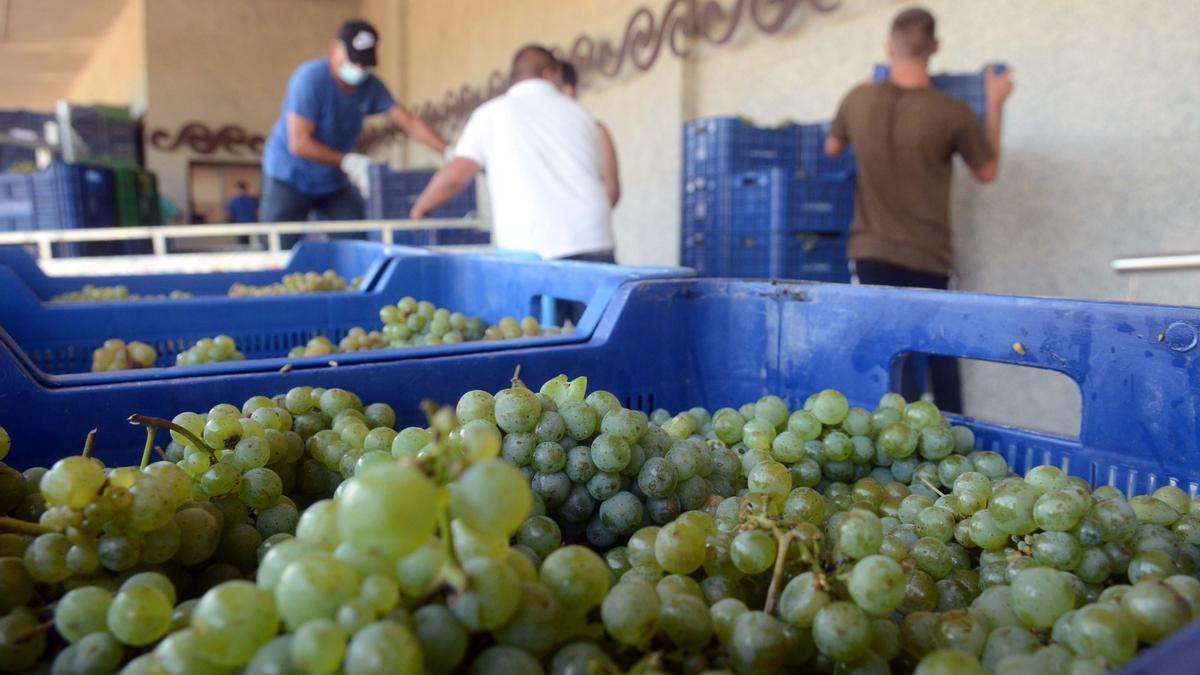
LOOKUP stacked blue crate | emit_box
[365,165,481,245]
[0,164,118,257]
[66,106,138,166]
[797,122,856,178]
[680,118,800,276]
[872,63,1007,121]
[728,168,854,282]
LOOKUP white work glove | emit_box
[341,153,372,197]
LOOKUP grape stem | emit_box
[763,530,796,614]
[0,516,56,535]
[511,364,526,389]
[81,428,97,458]
[920,477,947,499]
[128,414,216,455]
[139,427,155,470]
[12,619,53,644]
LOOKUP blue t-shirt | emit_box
[263,58,395,195]
[226,194,259,223]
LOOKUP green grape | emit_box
[460,419,502,463]
[914,649,987,675]
[1121,579,1192,643]
[598,491,643,535]
[751,395,787,430]
[848,554,906,615]
[731,529,777,575]
[747,459,791,499]
[143,460,193,506]
[911,537,953,579]
[590,434,631,473]
[173,506,222,565]
[842,406,872,437]
[390,427,431,459]
[1128,548,1177,582]
[0,425,9,461]
[0,557,33,614]
[67,631,124,675]
[394,538,446,598]
[550,642,618,675]
[990,480,1041,535]
[904,400,941,430]
[515,516,561,560]
[0,608,46,672]
[655,520,706,574]
[55,586,113,643]
[771,430,805,463]
[343,621,422,675]
[40,455,106,508]
[931,609,988,656]
[338,464,437,557]
[450,556,521,630]
[539,545,610,614]
[784,487,825,525]
[275,551,359,630]
[1031,531,1082,570]
[637,456,677,498]
[742,418,777,451]
[812,601,872,661]
[290,618,345,674]
[559,400,598,441]
[714,408,746,445]
[451,459,532,537]
[469,645,543,675]
[980,625,1039,672]
[413,605,468,675]
[24,532,71,582]
[108,585,172,646]
[788,410,823,441]
[601,408,648,443]
[200,461,240,496]
[491,581,563,656]
[602,579,660,647]
[236,467,282,510]
[1069,603,1137,666]
[812,389,850,425]
[1010,566,1074,628]
[658,592,712,651]
[495,388,542,433]
[711,597,749,646]
[728,610,791,673]
[1033,490,1087,532]
[662,413,697,440]
[121,571,176,605]
[837,509,883,559]
[879,423,919,459]
[1130,494,1181,525]
[658,573,705,601]
[191,580,279,666]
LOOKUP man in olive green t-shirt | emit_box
[825,6,1014,413]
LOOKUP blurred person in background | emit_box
[262,19,446,229]
[412,45,614,263]
[558,60,621,207]
[824,6,1014,413]
[225,181,260,223]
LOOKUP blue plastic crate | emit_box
[0,240,410,303]
[730,169,856,235]
[3,279,1199,517]
[797,122,856,177]
[429,228,490,246]
[872,63,1007,121]
[0,250,691,384]
[777,231,850,281]
[682,117,799,179]
[365,166,477,220]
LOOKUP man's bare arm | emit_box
[287,113,345,166]
[389,105,448,155]
[410,158,481,219]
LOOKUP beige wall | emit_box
[66,0,148,111]
[142,0,365,216]
[378,0,1200,435]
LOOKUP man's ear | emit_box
[884,39,895,60]
[930,38,940,56]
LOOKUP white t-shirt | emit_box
[454,79,614,260]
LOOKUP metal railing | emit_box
[1111,253,1200,273]
[0,218,487,260]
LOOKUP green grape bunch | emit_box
[176,335,246,367]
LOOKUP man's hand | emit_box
[340,153,372,196]
[409,203,428,221]
[985,65,1014,109]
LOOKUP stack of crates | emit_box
[0,110,53,171]
[681,117,857,281]
[0,163,118,257]
[872,63,1007,121]
[63,105,138,167]
[365,165,484,245]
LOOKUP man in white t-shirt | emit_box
[410,45,615,263]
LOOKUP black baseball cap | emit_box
[338,20,379,67]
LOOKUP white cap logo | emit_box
[352,31,375,50]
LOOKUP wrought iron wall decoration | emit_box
[148,123,266,155]
[411,0,839,132]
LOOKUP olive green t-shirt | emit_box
[830,82,993,275]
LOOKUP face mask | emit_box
[337,62,368,86]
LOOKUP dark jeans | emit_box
[853,258,963,413]
[554,250,616,326]
[260,176,366,249]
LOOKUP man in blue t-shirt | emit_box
[225,181,260,223]
[261,19,446,226]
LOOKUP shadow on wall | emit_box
[960,358,1082,439]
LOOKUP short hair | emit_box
[512,44,558,82]
[890,7,936,59]
[559,60,578,88]
[236,180,248,190]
